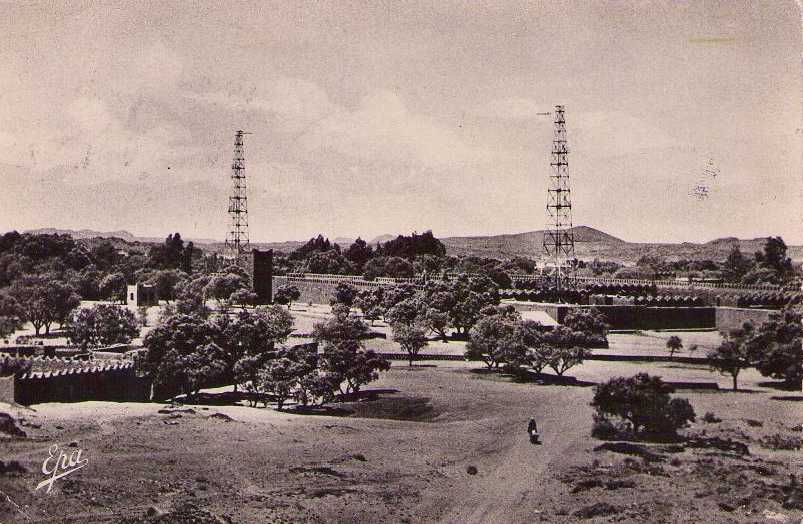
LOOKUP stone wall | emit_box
[714,307,775,333]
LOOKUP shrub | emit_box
[760,433,802,451]
[591,373,696,438]
[702,411,722,423]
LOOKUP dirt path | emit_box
[440,387,589,523]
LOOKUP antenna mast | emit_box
[225,130,251,261]
[543,105,576,297]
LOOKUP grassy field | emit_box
[1,356,801,523]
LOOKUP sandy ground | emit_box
[2,357,802,523]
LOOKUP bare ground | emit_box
[1,360,802,523]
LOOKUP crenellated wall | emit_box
[14,362,151,405]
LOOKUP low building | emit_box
[126,283,158,308]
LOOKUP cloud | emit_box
[299,89,494,168]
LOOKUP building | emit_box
[126,283,158,308]
[245,249,273,304]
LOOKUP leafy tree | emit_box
[211,307,295,389]
[0,293,23,339]
[313,307,389,396]
[147,232,187,270]
[68,304,140,349]
[591,373,696,436]
[385,297,424,327]
[273,284,301,309]
[466,313,522,369]
[9,275,80,335]
[290,234,336,260]
[143,314,226,398]
[446,274,500,335]
[344,238,373,270]
[302,250,355,275]
[722,246,753,283]
[363,256,414,279]
[230,288,258,310]
[563,308,609,344]
[392,321,429,366]
[374,231,446,260]
[100,272,127,304]
[666,335,683,358]
[256,355,310,410]
[204,273,248,304]
[536,344,589,376]
[90,241,119,269]
[147,269,188,302]
[69,266,103,300]
[751,308,803,389]
[707,322,755,391]
[353,288,384,324]
[331,282,358,308]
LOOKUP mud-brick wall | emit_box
[0,375,14,404]
[14,363,151,405]
[510,303,716,330]
[714,307,775,333]
[272,276,389,305]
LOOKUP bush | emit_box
[702,411,722,423]
[591,373,696,438]
[760,433,801,451]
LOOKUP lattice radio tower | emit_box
[543,105,576,296]
[224,130,251,261]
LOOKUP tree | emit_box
[392,321,429,366]
[563,308,609,345]
[385,297,424,327]
[68,304,140,349]
[465,313,521,369]
[331,282,358,308]
[230,289,258,310]
[211,306,295,389]
[353,288,384,325]
[204,273,248,305]
[723,246,753,283]
[9,275,80,335]
[256,356,306,410]
[302,250,355,275]
[666,335,683,359]
[143,314,226,398]
[274,284,301,309]
[313,307,388,397]
[0,293,23,340]
[49,279,82,329]
[752,308,803,389]
[100,272,127,304]
[344,238,373,270]
[535,326,591,376]
[591,373,696,437]
[147,233,186,270]
[707,322,755,391]
[147,269,188,303]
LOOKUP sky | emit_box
[0,1,800,244]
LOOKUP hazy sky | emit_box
[0,1,800,244]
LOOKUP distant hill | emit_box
[441,226,626,259]
[441,227,803,263]
[24,228,218,245]
[18,226,803,263]
[368,234,396,246]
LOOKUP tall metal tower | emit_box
[543,105,576,295]
[224,130,251,261]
